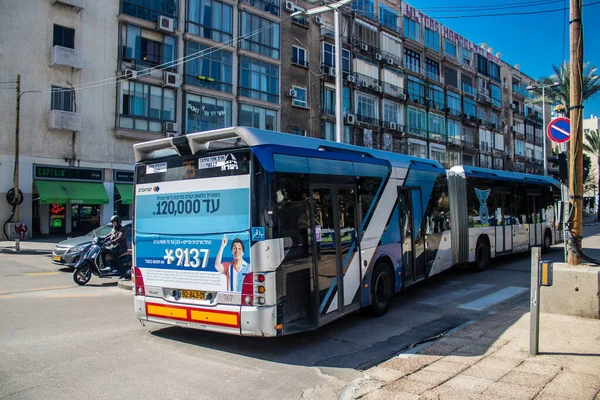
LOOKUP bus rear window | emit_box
[135,151,251,184]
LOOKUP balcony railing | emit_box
[52,0,85,10]
[355,72,380,90]
[381,51,402,68]
[406,126,427,138]
[429,132,446,142]
[352,38,379,57]
[291,57,308,68]
[427,71,444,84]
[356,114,379,126]
[48,110,82,132]
[50,46,83,70]
[462,84,477,96]
[383,82,405,99]
[479,142,492,153]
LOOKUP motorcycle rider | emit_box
[102,215,128,277]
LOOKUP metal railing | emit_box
[462,84,477,96]
[356,114,379,126]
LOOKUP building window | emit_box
[430,146,447,166]
[424,28,439,52]
[444,66,458,88]
[187,0,233,43]
[184,41,232,93]
[321,43,351,73]
[408,140,427,158]
[239,104,277,130]
[429,113,445,141]
[494,132,504,150]
[447,119,461,140]
[380,32,402,60]
[239,56,279,103]
[356,92,378,125]
[121,24,176,68]
[493,157,504,170]
[480,154,492,168]
[292,45,308,67]
[489,62,501,82]
[291,86,307,107]
[51,86,74,112]
[460,47,472,66]
[121,0,178,26]
[382,67,404,96]
[429,85,444,110]
[447,150,461,167]
[443,39,456,58]
[407,106,427,137]
[407,76,425,104]
[322,86,351,115]
[403,17,421,42]
[476,54,488,75]
[447,91,461,116]
[490,112,499,127]
[119,81,175,132]
[240,12,280,59]
[245,0,280,16]
[425,58,440,81]
[382,100,401,126]
[185,93,231,133]
[463,97,476,118]
[322,121,352,143]
[354,20,378,48]
[404,48,420,73]
[352,0,375,20]
[53,25,75,49]
[490,84,502,108]
[291,127,306,136]
[379,5,398,32]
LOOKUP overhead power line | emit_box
[431,1,600,19]
[422,0,563,13]
[417,0,562,11]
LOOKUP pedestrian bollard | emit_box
[530,247,554,356]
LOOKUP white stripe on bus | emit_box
[136,175,250,195]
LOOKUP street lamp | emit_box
[526,81,560,176]
[291,0,352,143]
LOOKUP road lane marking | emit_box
[0,295,15,299]
[45,294,101,298]
[458,286,528,311]
[24,272,61,276]
[0,285,73,295]
[419,284,495,306]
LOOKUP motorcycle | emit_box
[73,235,132,286]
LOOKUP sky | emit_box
[408,0,600,119]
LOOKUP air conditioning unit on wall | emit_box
[157,16,175,33]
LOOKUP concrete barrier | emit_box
[540,264,600,319]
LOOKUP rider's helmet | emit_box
[110,215,122,226]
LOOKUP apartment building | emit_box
[0,0,548,239]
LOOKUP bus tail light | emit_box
[134,267,145,296]
[241,273,254,306]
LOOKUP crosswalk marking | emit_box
[419,284,495,306]
[457,286,528,311]
[25,272,61,276]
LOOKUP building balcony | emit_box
[512,84,525,97]
[356,114,379,127]
[429,132,446,142]
[50,46,83,69]
[477,92,492,105]
[52,0,85,10]
[355,72,380,91]
[462,84,477,97]
[479,142,493,153]
[352,38,379,58]
[381,51,403,68]
[406,126,427,139]
[426,72,444,85]
[382,120,405,133]
[48,110,82,132]
[382,82,406,100]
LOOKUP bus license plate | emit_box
[52,255,61,262]
[179,290,206,300]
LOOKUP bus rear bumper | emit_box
[134,296,277,337]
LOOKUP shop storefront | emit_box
[32,165,110,235]
[114,170,133,220]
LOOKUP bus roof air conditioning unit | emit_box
[164,121,178,133]
[157,16,175,33]
[163,71,181,88]
[345,114,356,125]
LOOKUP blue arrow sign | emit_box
[547,117,570,144]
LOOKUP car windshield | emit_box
[85,225,113,238]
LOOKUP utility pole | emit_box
[14,74,21,222]
[568,0,583,265]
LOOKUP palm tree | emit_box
[583,130,600,220]
[532,62,600,109]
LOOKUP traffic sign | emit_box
[547,117,571,143]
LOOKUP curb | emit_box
[118,280,133,291]
[0,248,53,255]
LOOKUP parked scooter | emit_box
[73,235,131,286]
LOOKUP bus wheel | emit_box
[473,237,490,272]
[543,230,552,250]
[369,263,393,316]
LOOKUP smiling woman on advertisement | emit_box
[214,234,251,292]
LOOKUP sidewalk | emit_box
[342,306,600,400]
[0,235,68,254]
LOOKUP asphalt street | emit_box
[1,226,599,400]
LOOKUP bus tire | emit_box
[543,229,552,250]
[473,237,490,272]
[369,262,394,317]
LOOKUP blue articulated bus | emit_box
[131,127,561,337]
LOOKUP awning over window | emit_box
[35,180,109,205]
[115,183,133,205]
